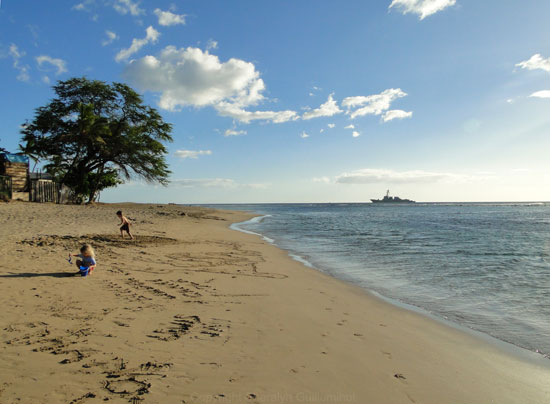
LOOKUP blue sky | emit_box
[1,0,550,202]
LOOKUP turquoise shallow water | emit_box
[205,203,550,358]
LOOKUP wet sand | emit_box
[0,202,549,403]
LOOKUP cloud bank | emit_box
[334,168,486,184]
[124,45,298,123]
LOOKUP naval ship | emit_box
[370,190,415,204]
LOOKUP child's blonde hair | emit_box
[80,244,95,257]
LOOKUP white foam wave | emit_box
[230,215,274,243]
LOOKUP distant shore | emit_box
[0,201,549,403]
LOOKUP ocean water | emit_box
[205,203,550,358]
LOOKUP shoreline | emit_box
[1,202,549,403]
[231,210,550,365]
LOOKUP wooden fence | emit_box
[30,180,60,203]
[0,175,12,200]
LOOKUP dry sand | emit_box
[0,202,549,404]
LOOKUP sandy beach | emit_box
[0,202,549,404]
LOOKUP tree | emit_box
[20,77,173,203]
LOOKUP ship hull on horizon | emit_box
[370,199,416,203]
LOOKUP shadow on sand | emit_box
[0,272,78,278]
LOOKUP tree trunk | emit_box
[87,165,104,203]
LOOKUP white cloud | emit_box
[389,0,456,20]
[343,88,408,120]
[102,30,119,46]
[36,55,67,75]
[125,46,263,108]
[224,129,247,136]
[215,103,298,124]
[382,109,413,122]
[352,131,361,138]
[172,178,268,189]
[124,45,298,123]
[344,124,355,129]
[302,94,343,120]
[115,26,160,62]
[301,131,310,138]
[206,39,218,50]
[72,0,95,12]
[320,128,325,133]
[112,0,144,16]
[335,168,487,185]
[8,44,30,82]
[175,149,212,159]
[309,85,322,96]
[42,75,50,84]
[327,123,335,128]
[529,90,550,98]
[154,8,186,26]
[313,177,331,183]
[516,54,550,72]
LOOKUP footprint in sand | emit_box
[58,349,86,364]
[68,392,96,404]
[382,351,392,359]
[104,377,151,395]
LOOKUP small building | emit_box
[1,152,66,203]
[0,152,29,201]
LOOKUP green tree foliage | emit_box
[20,77,173,203]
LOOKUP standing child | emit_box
[70,244,96,275]
[117,210,134,239]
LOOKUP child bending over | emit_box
[70,244,96,275]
